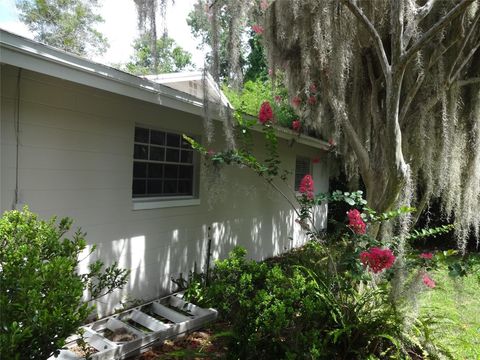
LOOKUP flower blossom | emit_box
[307,95,317,105]
[299,174,314,200]
[252,24,264,35]
[419,252,434,260]
[422,274,436,288]
[360,247,396,273]
[292,119,301,131]
[292,96,302,108]
[309,83,317,93]
[274,95,282,104]
[258,101,273,124]
[328,138,336,146]
[260,0,270,11]
[347,209,366,234]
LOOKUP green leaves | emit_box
[0,208,128,359]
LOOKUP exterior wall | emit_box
[0,64,328,315]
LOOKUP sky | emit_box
[0,0,207,68]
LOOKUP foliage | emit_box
[124,35,193,75]
[419,253,480,358]
[179,186,460,358]
[0,208,129,360]
[223,75,297,128]
[16,0,108,56]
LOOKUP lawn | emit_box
[419,253,480,359]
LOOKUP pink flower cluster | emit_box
[252,24,264,35]
[292,96,302,108]
[292,119,301,131]
[299,174,314,199]
[419,252,433,260]
[347,209,366,235]
[422,274,436,288]
[258,101,273,124]
[360,247,396,273]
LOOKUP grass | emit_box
[419,253,480,359]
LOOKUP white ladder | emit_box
[50,293,218,360]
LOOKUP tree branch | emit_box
[458,77,480,86]
[447,11,480,82]
[366,53,383,129]
[342,0,390,78]
[449,43,480,85]
[403,0,436,48]
[400,72,425,125]
[402,0,475,66]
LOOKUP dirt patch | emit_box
[130,322,230,360]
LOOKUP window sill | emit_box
[132,198,201,210]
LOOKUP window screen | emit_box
[133,126,196,198]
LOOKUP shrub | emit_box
[0,208,129,360]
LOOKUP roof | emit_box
[0,29,329,150]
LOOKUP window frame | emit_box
[132,125,201,210]
[294,156,312,192]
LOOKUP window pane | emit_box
[179,165,193,179]
[135,127,149,143]
[134,144,148,159]
[178,180,192,195]
[133,162,147,178]
[181,137,192,148]
[166,133,180,147]
[166,148,180,162]
[147,180,163,195]
[164,180,177,194]
[295,157,311,190]
[133,179,146,195]
[150,130,165,145]
[148,163,163,178]
[150,146,165,161]
[180,150,193,163]
[164,164,178,179]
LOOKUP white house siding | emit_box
[0,64,328,316]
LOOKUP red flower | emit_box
[312,157,321,164]
[292,119,301,131]
[292,96,302,108]
[419,252,434,260]
[360,247,396,273]
[346,209,366,234]
[422,274,436,288]
[309,83,317,93]
[299,174,314,199]
[274,95,282,104]
[328,138,336,146]
[252,24,264,35]
[307,96,317,105]
[268,68,274,77]
[258,101,273,124]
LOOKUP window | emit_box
[294,156,311,190]
[132,126,197,199]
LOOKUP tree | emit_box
[187,0,266,86]
[125,35,194,75]
[16,0,108,56]
[212,0,479,250]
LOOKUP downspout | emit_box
[13,68,22,209]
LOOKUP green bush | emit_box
[0,208,129,360]
[184,245,415,359]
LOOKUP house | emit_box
[0,30,329,316]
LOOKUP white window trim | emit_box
[133,197,201,210]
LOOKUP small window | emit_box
[294,156,311,190]
[133,126,197,198]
